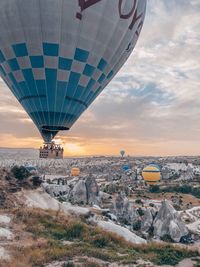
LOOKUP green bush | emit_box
[155,245,190,265]
[178,185,192,194]
[32,176,42,187]
[11,166,31,180]
[161,234,174,243]
[135,199,143,205]
[132,220,141,231]
[149,185,160,193]
[173,204,181,211]
[193,187,200,198]
[66,223,85,240]
[148,225,154,237]
[137,208,144,217]
[92,235,109,248]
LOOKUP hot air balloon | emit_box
[71,167,80,177]
[120,150,125,157]
[142,164,161,185]
[122,165,130,171]
[0,0,147,144]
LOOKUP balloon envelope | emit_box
[71,167,80,177]
[0,0,146,142]
[120,150,125,157]
[142,164,161,185]
[122,165,130,171]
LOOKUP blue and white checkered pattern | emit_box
[0,42,115,140]
[0,0,147,142]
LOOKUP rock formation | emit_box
[141,209,153,232]
[85,176,99,205]
[70,180,88,205]
[153,200,188,242]
[113,193,140,225]
[42,176,100,206]
[42,183,70,198]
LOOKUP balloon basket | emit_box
[39,142,64,159]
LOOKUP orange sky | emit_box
[0,132,199,157]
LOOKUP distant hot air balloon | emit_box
[142,164,161,185]
[120,150,125,157]
[122,165,130,171]
[71,167,80,177]
[0,0,147,143]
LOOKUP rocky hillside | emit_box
[0,169,200,266]
[0,207,199,267]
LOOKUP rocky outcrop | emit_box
[169,220,188,242]
[42,176,100,206]
[153,200,188,242]
[69,177,100,206]
[114,194,127,216]
[98,191,112,202]
[70,180,88,205]
[85,176,99,205]
[98,191,112,209]
[42,183,70,198]
[180,206,200,235]
[141,209,153,232]
[97,220,147,245]
[113,194,140,225]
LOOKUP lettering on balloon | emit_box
[128,8,143,30]
[76,0,103,19]
[125,20,144,52]
[126,42,132,52]
[118,0,137,20]
[76,0,144,32]
[118,0,143,30]
[135,20,143,37]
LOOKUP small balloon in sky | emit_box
[120,150,126,157]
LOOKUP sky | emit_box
[0,0,200,156]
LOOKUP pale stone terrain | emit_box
[0,149,200,266]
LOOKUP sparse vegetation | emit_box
[63,262,74,267]
[5,208,197,267]
[91,235,110,248]
[155,245,192,265]
[149,184,200,199]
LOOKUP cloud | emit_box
[0,0,199,155]
[76,0,200,143]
